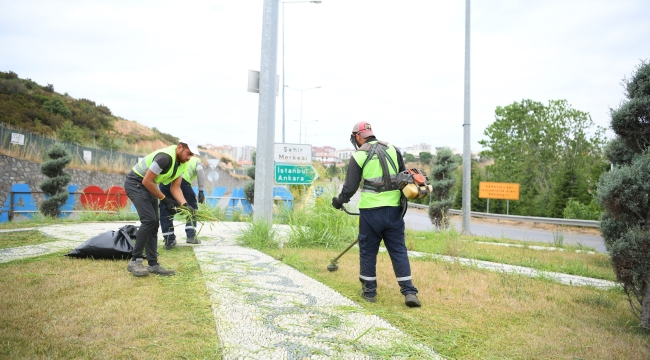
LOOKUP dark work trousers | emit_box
[124,176,160,266]
[159,179,197,245]
[358,206,418,297]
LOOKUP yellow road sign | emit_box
[478,182,520,200]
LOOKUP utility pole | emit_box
[461,0,472,235]
[254,0,280,223]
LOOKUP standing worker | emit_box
[331,122,421,307]
[124,138,199,277]
[160,155,206,250]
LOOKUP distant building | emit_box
[313,146,338,165]
[205,144,256,163]
[336,149,355,163]
[238,160,253,168]
[412,143,431,152]
[402,143,432,158]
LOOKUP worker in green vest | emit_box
[159,155,206,250]
[331,122,421,307]
[124,138,199,277]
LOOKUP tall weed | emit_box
[237,219,277,249]
[283,196,358,249]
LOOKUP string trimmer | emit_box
[327,206,359,272]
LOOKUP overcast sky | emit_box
[1,0,648,153]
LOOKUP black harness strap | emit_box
[359,142,398,193]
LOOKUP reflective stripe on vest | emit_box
[182,157,200,183]
[352,141,401,209]
[132,145,189,185]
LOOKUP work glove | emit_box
[331,197,343,210]
[160,196,180,212]
[182,203,197,216]
[198,190,205,204]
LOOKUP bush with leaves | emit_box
[597,60,650,328]
[39,143,72,218]
[44,98,72,118]
[428,148,459,229]
[562,198,602,220]
[57,120,84,144]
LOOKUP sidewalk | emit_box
[3,221,440,359]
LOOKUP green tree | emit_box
[479,99,607,217]
[43,98,71,118]
[326,163,337,179]
[403,153,416,163]
[597,60,650,328]
[57,120,84,144]
[453,160,490,212]
[428,148,459,228]
[98,133,119,150]
[419,151,433,165]
[39,143,72,218]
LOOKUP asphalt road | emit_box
[326,183,608,254]
[404,209,608,253]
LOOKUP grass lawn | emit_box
[265,247,649,359]
[2,220,649,359]
[406,229,615,281]
[0,245,218,359]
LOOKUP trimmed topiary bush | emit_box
[39,143,72,218]
[428,148,459,229]
[597,60,650,328]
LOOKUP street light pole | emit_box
[461,0,472,235]
[294,119,318,143]
[281,0,322,143]
[285,85,320,143]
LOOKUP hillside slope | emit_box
[0,70,177,156]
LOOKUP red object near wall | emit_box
[105,186,128,210]
[81,185,107,210]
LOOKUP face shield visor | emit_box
[350,132,360,150]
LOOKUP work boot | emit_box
[405,294,422,308]
[186,236,201,244]
[147,264,175,276]
[359,289,376,303]
[126,258,149,277]
[165,239,177,250]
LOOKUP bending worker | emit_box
[160,154,206,250]
[331,122,421,307]
[124,138,199,277]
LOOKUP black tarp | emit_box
[66,225,138,259]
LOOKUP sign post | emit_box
[478,182,520,215]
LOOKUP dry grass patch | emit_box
[0,247,218,359]
[266,247,650,359]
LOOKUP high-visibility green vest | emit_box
[182,157,201,183]
[132,145,189,185]
[352,141,401,209]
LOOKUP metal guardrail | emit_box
[408,203,600,228]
